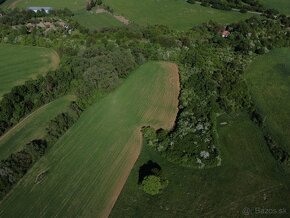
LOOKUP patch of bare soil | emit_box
[48,50,60,70]
[95,7,130,25]
[113,15,129,25]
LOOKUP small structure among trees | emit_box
[28,7,53,14]
[221,30,230,38]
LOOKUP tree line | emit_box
[0,6,289,184]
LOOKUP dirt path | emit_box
[9,0,23,9]
[96,7,130,25]
[48,50,60,70]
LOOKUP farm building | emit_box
[221,30,230,38]
[28,7,53,13]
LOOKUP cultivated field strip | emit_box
[0,44,59,97]
[0,61,180,217]
[0,96,73,160]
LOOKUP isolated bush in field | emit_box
[139,161,168,195]
[142,175,163,195]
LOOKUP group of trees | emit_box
[138,161,168,195]
[0,128,48,198]
[138,15,290,168]
[187,0,264,12]
[0,3,290,199]
[0,105,80,199]
[86,0,102,11]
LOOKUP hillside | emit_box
[0,0,289,217]
[0,62,180,217]
[103,0,252,30]
[111,113,290,217]
[245,48,290,156]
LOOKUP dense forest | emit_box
[0,3,290,199]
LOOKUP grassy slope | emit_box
[245,48,290,154]
[0,62,180,218]
[73,11,123,30]
[103,0,252,30]
[260,0,290,14]
[0,44,59,97]
[111,113,290,217]
[2,0,85,11]
[0,96,73,160]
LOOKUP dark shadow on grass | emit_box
[138,160,161,184]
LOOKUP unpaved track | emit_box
[96,7,130,25]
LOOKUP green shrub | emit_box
[142,175,163,195]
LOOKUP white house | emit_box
[28,7,53,13]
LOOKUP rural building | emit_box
[222,30,230,38]
[28,7,53,13]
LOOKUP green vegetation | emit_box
[0,96,73,160]
[0,3,289,216]
[111,113,290,217]
[103,0,252,30]
[0,44,59,97]
[2,0,85,11]
[260,0,290,14]
[245,48,290,155]
[139,160,168,195]
[142,175,163,195]
[73,11,123,30]
[0,62,179,218]
[196,0,264,12]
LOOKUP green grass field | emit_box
[0,62,180,217]
[0,96,73,160]
[2,0,85,11]
[2,0,253,30]
[245,48,290,154]
[103,0,252,30]
[73,11,123,30]
[111,113,290,217]
[260,0,290,14]
[0,44,59,97]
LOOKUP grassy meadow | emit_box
[0,62,180,217]
[103,0,252,30]
[2,0,85,11]
[0,96,73,160]
[260,0,290,14]
[2,0,253,30]
[0,44,59,97]
[245,48,290,154]
[111,113,290,217]
[73,11,123,30]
